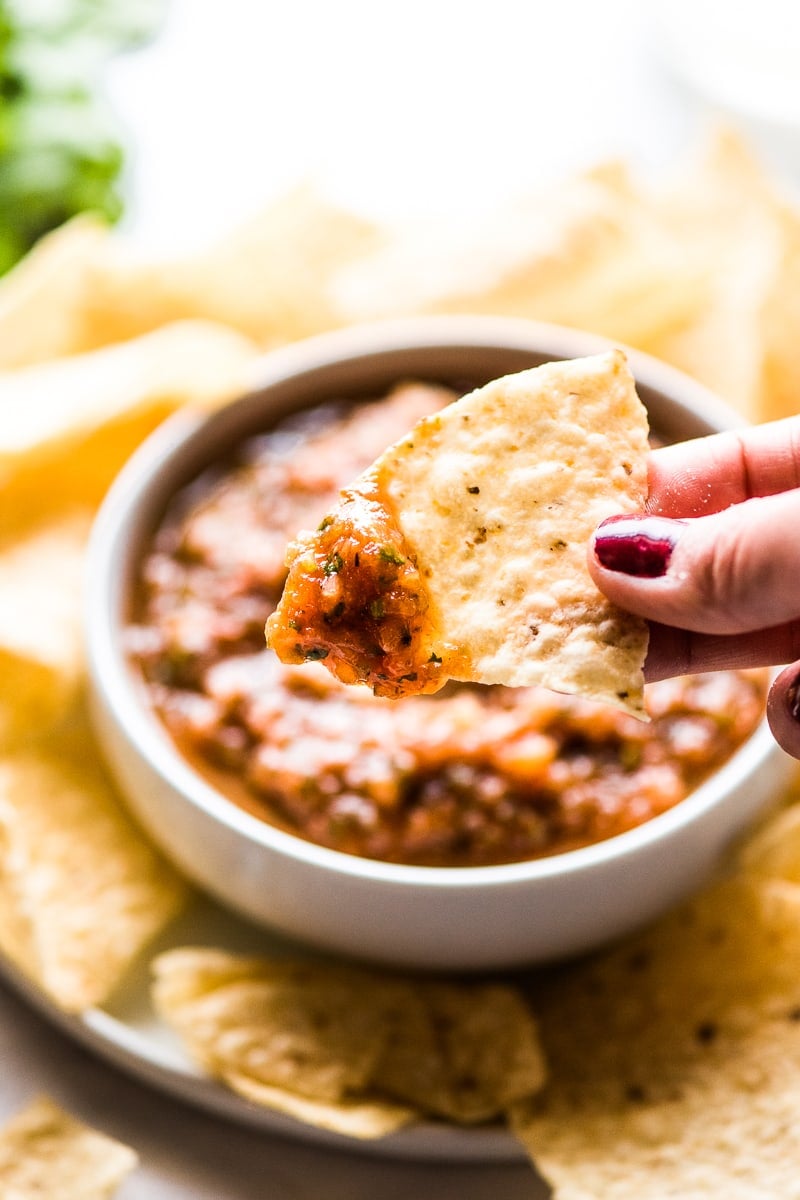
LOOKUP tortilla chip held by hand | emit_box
[267,351,650,716]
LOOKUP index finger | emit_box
[645,618,800,681]
[646,415,800,518]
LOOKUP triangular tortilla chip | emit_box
[268,351,649,715]
[0,711,188,1011]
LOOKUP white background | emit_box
[106,0,800,254]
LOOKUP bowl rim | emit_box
[85,314,780,892]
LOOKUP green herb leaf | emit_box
[323,552,344,576]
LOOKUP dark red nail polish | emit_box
[593,516,681,578]
[788,677,800,724]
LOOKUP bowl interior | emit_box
[91,317,770,891]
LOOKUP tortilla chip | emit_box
[152,948,399,1102]
[222,1075,415,1140]
[738,793,800,883]
[333,162,710,349]
[511,876,800,1198]
[0,215,112,370]
[152,948,546,1133]
[269,351,649,715]
[163,183,385,347]
[0,510,92,747]
[0,187,383,368]
[0,319,258,531]
[372,979,547,1124]
[0,1096,136,1197]
[0,711,188,1011]
[152,948,417,1137]
[641,129,786,421]
[759,196,800,423]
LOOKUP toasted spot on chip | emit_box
[0,711,188,1011]
[152,947,545,1133]
[269,351,649,716]
[0,1096,137,1197]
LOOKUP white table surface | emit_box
[4,2,799,1195]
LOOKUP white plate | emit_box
[0,892,528,1164]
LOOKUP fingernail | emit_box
[788,676,800,724]
[593,515,682,578]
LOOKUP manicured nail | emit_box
[593,515,682,578]
[788,675,800,725]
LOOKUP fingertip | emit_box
[767,663,800,762]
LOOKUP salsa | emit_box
[266,475,454,698]
[127,383,766,868]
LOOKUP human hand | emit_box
[588,416,800,759]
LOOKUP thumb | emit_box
[588,490,800,636]
[767,661,800,761]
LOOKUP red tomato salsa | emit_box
[127,383,766,868]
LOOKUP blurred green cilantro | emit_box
[0,0,167,275]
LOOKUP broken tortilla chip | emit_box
[0,1096,136,1198]
[267,350,649,715]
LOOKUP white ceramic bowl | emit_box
[85,316,795,972]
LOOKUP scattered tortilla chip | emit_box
[0,710,188,1011]
[268,351,649,715]
[0,510,92,747]
[333,163,710,349]
[511,876,800,1198]
[221,1076,415,1140]
[0,1096,136,1198]
[152,948,400,1102]
[641,129,786,421]
[0,188,382,368]
[0,319,258,531]
[0,215,112,370]
[159,183,385,347]
[152,947,546,1134]
[371,979,547,1124]
[759,196,800,423]
[738,792,800,883]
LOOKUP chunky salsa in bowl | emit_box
[86,318,791,969]
[126,378,765,869]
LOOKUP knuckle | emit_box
[688,520,754,632]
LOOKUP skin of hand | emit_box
[588,415,800,760]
